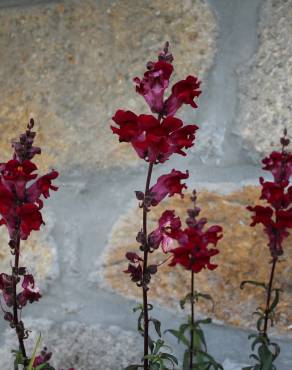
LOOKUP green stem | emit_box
[189,270,194,370]
[263,257,277,336]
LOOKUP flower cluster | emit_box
[111,42,200,164]
[150,190,222,273]
[111,43,202,369]
[247,130,292,257]
[0,158,58,243]
[0,272,41,313]
[0,119,59,362]
[33,347,74,370]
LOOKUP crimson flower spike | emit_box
[111,42,202,370]
[0,119,59,364]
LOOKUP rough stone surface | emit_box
[0,319,141,370]
[0,0,217,173]
[236,0,292,162]
[103,187,292,335]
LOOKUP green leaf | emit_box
[180,293,192,309]
[124,365,142,370]
[133,304,143,313]
[194,291,215,310]
[166,329,190,346]
[159,353,178,366]
[27,334,42,370]
[12,350,25,369]
[193,318,212,326]
[240,280,267,290]
[258,344,273,370]
[183,350,190,370]
[194,327,207,352]
[150,318,162,337]
[149,336,155,354]
[137,311,144,335]
[269,288,282,313]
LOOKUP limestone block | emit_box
[0,0,217,172]
[236,0,292,162]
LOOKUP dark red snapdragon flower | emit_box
[0,273,13,307]
[33,348,75,370]
[124,252,143,283]
[111,111,197,163]
[0,119,59,360]
[0,121,58,243]
[247,130,292,257]
[167,192,222,273]
[134,60,173,114]
[0,272,41,308]
[149,169,189,206]
[114,44,201,370]
[132,42,201,118]
[33,348,52,367]
[148,210,184,252]
[18,274,41,306]
[164,76,201,117]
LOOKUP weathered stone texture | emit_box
[103,187,292,335]
[0,0,217,172]
[237,0,292,161]
[0,319,141,370]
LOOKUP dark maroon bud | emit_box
[147,265,158,274]
[28,118,34,130]
[186,218,196,228]
[18,267,26,275]
[4,312,13,322]
[148,234,160,250]
[19,134,27,144]
[135,191,145,201]
[187,207,200,218]
[146,61,154,70]
[17,293,27,308]
[8,240,16,249]
[136,230,146,244]
[125,252,143,263]
[280,137,290,147]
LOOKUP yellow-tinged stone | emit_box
[0,224,56,284]
[0,0,217,172]
[104,186,292,334]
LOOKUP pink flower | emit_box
[148,210,183,252]
[18,274,41,307]
[134,60,173,114]
[164,76,201,117]
[149,169,189,206]
[33,349,52,367]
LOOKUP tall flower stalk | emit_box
[242,129,292,370]
[111,42,201,370]
[166,190,223,370]
[0,120,72,369]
